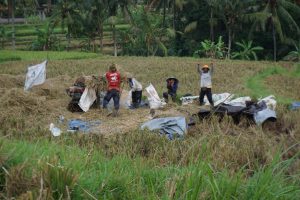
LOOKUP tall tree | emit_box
[220,0,247,58]
[51,0,81,51]
[248,0,300,61]
[205,0,219,42]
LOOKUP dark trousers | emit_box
[163,91,176,102]
[103,89,120,110]
[199,87,214,106]
[132,90,142,108]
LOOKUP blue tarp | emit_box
[290,102,300,110]
[68,119,101,132]
[141,116,187,140]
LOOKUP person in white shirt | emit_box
[127,74,143,108]
[197,62,214,106]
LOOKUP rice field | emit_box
[0,50,299,199]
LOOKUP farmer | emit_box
[127,73,143,109]
[103,63,123,116]
[163,77,179,103]
[197,61,214,106]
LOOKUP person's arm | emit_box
[197,64,201,74]
[210,62,214,75]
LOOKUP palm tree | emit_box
[248,0,300,61]
[219,0,247,59]
[205,0,220,42]
[51,0,80,51]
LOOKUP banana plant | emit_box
[284,41,300,62]
[232,40,263,60]
[194,36,225,59]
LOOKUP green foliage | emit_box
[284,41,300,62]
[120,7,174,56]
[30,21,62,51]
[0,26,11,49]
[1,138,299,199]
[232,40,263,60]
[0,50,98,61]
[194,36,225,59]
[41,157,78,199]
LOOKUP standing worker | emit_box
[163,77,179,103]
[103,63,123,117]
[197,61,214,107]
[127,74,143,109]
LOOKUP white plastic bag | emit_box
[258,95,277,110]
[145,84,164,109]
[79,87,97,112]
[49,123,61,137]
[24,60,47,91]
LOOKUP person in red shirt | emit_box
[103,63,123,116]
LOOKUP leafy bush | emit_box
[284,41,300,62]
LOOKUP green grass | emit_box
[246,65,299,104]
[0,50,100,62]
[1,137,299,199]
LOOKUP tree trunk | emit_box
[163,0,166,27]
[99,22,104,53]
[67,30,71,51]
[11,0,15,50]
[112,24,117,57]
[227,28,232,59]
[210,9,214,42]
[173,0,176,29]
[272,21,277,61]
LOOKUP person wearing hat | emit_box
[197,62,214,106]
[127,73,143,108]
[163,77,179,103]
[103,63,123,116]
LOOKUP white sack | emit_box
[145,84,165,109]
[258,95,277,110]
[79,87,97,112]
[24,60,47,91]
[227,96,252,107]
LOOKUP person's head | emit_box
[202,65,209,73]
[109,63,117,72]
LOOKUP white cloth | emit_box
[131,78,142,92]
[24,60,47,91]
[78,87,97,112]
[145,84,165,109]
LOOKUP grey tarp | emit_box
[141,116,187,140]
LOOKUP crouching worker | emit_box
[127,74,143,109]
[197,62,214,107]
[103,63,123,117]
[163,77,179,103]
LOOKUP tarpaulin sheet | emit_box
[68,119,101,132]
[141,116,187,140]
[290,102,300,110]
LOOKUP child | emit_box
[163,77,179,103]
[197,62,214,106]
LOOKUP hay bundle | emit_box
[0,88,49,115]
[0,74,24,89]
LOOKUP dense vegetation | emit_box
[1,0,300,61]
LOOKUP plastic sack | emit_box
[24,60,47,91]
[258,95,276,110]
[78,87,97,112]
[49,123,61,137]
[227,96,251,107]
[145,84,165,109]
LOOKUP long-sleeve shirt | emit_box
[129,78,142,92]
[198,64,214,88]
